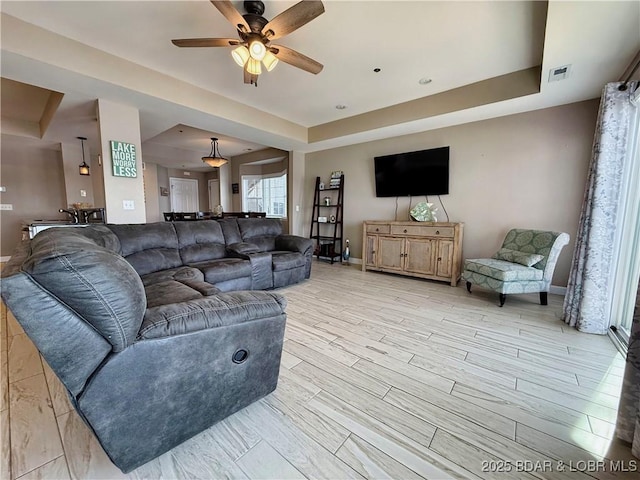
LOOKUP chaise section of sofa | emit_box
[0,226,288,472]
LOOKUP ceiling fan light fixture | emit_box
[247,58,262,75]
[262,51,279,71]
[201,137,228,168]
[249,40,266,61]
[231,46,250,66]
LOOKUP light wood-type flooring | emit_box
[1,261,637,479]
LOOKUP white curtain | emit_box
[563,82,639,334]
[616,279,640,458]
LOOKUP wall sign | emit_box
[110,141,138,178]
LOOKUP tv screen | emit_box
[374,146,449,197]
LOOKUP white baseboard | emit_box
[347,257,362,265]
[0,256,12,262]
[549,285,567,296]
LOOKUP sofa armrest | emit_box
[226,242,260,257]
[138,291,286,340]
[276,235,313,254]
[177,279,220,296]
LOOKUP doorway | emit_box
[170,177,199,212]
[208,179,220,211]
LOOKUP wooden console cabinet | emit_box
[362,221,464,286]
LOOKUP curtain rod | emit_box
[618,49,640,91]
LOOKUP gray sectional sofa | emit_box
[0,218,312,472]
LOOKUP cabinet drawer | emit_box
[366,224,390,234]
[390,225,454,237]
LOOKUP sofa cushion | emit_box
[145,280,204,308]
[190,258,252,284]
[492,248,544,267]
[139,266,203,286]
[271,251,306,272]
[138,291,287,340]
[23,228,145,352]
[174,221,227,264]
[463,258,544,282]
[107,223,182,276]
[217,218,243,244]
[237,218,282,252]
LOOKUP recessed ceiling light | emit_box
[418,77,432,85]
[335,104,347,110]
[373,68,381,73]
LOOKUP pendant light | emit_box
[202,137,228,168]
[78,137,90,176]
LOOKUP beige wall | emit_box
[97,99,146,223]
[305,99,599,287]
[0,135,67,256]
[60,141,95,207]
[143,162,161,223]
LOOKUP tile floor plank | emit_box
[236,441,306,480]
[4,262,633,479]
[16,456,70,480]
[9,374,63,478]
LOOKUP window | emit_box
[242,172,287,218]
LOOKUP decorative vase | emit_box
[342,239,350,264]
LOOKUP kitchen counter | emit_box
[22,220,89,240]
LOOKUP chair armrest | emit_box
[138,291,287,340]
[276,235,313,254]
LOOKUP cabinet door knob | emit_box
[403,229,407,233]
[436,230,440,235]
[437,257,442,261]
[376,228,379,232]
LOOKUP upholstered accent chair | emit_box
[462,229,570,307]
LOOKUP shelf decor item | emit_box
[342,239,350,264]
[410,202,438,222]
[319,182,325,190]
[309,174,344,264]
[329,170,343,188]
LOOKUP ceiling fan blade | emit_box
[270,45,323,74]
[172,38,239,47]
[263,1,324,40]
[210,1,250,33]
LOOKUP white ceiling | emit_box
[1,1,639,166]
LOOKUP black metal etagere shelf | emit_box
[309,174,344,264]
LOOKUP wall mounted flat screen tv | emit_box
[374,146,449,197]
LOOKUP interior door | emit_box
[208,179,221,211]
[170,177,199,212]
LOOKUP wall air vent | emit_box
[548,64,572,82]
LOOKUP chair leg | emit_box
[466,281,472,293]
[499,293,506,307]
[540,292,548,306]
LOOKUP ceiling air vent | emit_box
[548,64,572,82]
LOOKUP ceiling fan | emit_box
[172,0,325,86]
